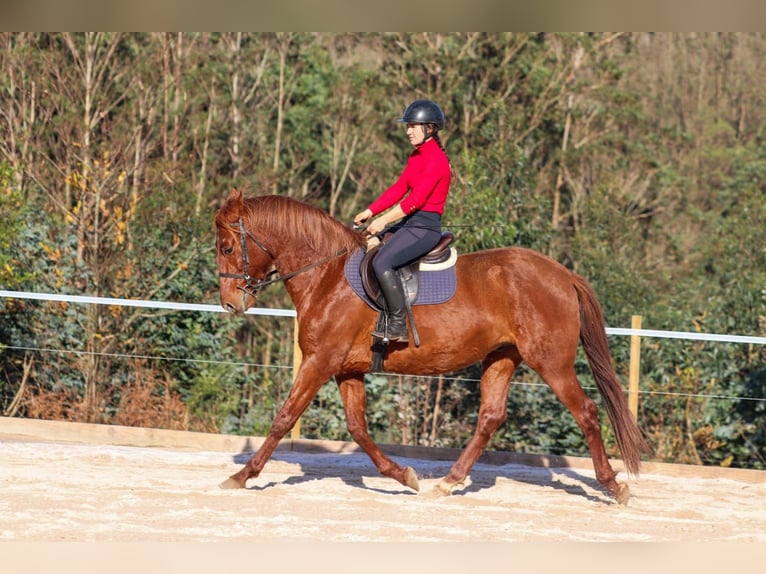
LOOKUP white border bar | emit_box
[0,290,297,317]
[3,290,766,343]
[606,327,766,345]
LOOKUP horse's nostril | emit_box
[223,302,238,314]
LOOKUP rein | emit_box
[219,217,348,296]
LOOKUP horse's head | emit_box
[214,189,275,314]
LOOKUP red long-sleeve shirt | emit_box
[368,138,451,216]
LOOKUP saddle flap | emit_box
[360,247,384,307]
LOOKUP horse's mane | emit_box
[241,195,365,256]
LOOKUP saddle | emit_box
[360,230,456,310]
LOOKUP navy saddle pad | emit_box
[343,247,457,310]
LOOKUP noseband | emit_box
[219,217,348,297]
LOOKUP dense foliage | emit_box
[1,33,764,469]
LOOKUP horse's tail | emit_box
[572,274,652,476]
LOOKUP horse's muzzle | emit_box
[222,301,243,315]
[220,290,252,315]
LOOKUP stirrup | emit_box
[371,315,408,342]
[371,326,409,342]
[385,325,409,342]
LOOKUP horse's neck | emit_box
[272,242,345,314]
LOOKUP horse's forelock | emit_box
[214,192,246,230]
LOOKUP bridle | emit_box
[218,217,348,297]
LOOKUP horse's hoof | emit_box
[219,476,245,489]
[403,466,420,492]
[612,482,630,506]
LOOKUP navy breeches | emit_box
[372,211,442,278]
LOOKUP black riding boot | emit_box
[373,269,409,342]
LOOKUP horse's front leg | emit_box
[337,374,419,491]
[220,358,328,489]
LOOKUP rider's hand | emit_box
[354,209,372,227]
[366,218,386,235]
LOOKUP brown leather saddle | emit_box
[360,231,455,310]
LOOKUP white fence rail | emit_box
[0,290,297,317]
[2,290,764,344]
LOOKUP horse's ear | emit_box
[216,189,243,226]
[226,188,244,213]
[228,188,243,203]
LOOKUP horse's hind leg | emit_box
[434,348,518,496]
[532,362,628,504]
[336,374,419,491]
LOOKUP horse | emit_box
[214,189,651,505]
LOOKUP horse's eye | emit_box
[222,246,234,256]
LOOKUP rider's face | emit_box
[406,123,430,147]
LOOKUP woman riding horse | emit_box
[354,100,452,342]
[215,190,651,505]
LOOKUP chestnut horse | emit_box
[214,190,650,505]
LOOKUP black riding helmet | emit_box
[397,99,445,130]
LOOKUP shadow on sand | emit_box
[229,438,616,504]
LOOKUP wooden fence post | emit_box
[290,318,302,440]
[628,315,642,420]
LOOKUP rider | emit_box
[354,99,452,342]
